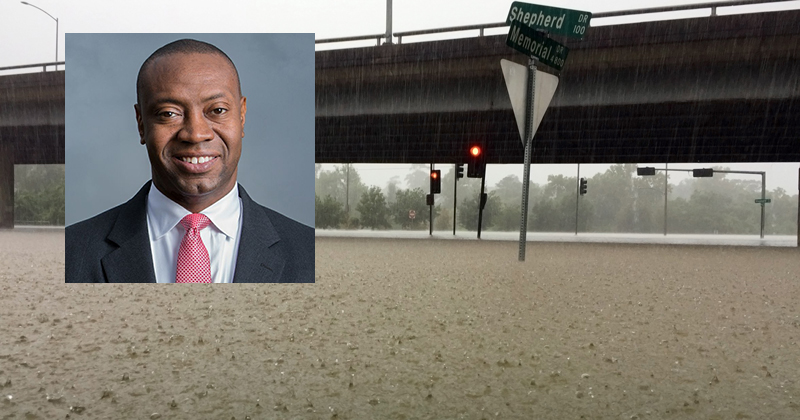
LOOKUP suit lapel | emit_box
[232,185,286,283]
[101,183,157,283]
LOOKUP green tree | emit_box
[385,176,401,204]
[529,174,578,232]
[315,164,367,219]
[495,202,521,231]
[434,206,453,231]
[14,165,65,225]
[434,165,481,215]
[391,188,434,229]
[667,169,764,235]
[458,190,501,231]
[315,194,345,229]
[767,188,798,235]
[405,164,431,193]
[356,186,391,230]
[493,175,523,207]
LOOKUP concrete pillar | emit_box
[0,143,13,228]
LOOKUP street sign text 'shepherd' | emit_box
[506,22,568,71]
[506,1,592,39]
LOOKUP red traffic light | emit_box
[470,146,482,157]
[430,170,441,194]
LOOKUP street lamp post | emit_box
[21,1,58,71]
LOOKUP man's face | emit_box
[135,52,246,211]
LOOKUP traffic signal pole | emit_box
[429,162,433,236]
[477,171,486,239]
[518,57,537,261]
[453,164,458,235]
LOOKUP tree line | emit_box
[14,165,65,226]
[315,163,798,235]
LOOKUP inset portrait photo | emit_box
[65,33,314,283]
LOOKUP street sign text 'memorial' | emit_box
[506,21,569,71]
[506,1,592,39]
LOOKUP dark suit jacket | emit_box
[66,182,314,283]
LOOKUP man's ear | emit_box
[134,104,145,144]
[240,96,247,138]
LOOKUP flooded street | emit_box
[4,234,799,418]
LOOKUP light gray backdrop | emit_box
[65,33,314,227]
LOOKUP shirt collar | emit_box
[147,182,241,240]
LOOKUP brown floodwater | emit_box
[2,234,798,419]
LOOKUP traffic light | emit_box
[693,168,714,178]
[430,170,441,194]
[455,163,464,179]
[579,178,588,195]
[467,145,485,178]
[637,167,656,176]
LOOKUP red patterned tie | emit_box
[176,213,212,283]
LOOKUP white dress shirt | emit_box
[146,182,243,283]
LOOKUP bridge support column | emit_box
[0,143,13,228]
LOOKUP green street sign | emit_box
[506,21,569,71]
[506,1,592,39]
[754,198,771,204]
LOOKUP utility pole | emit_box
[664,162,668,236]
[385,0,393,44]
[345,164,350,216]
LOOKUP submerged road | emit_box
[315,229,797,247]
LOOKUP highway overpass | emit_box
[0,69,65,228]
[316,9,800,165]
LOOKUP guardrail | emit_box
[316,0,797,46]
[0,62,65,73]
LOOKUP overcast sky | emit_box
[4,0,800,69]
[1,0,798,194]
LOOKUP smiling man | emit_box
[65,39,314,283]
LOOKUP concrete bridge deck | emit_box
[0,70,65,227]
[316,10,800,164]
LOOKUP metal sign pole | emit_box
[518,57,536,261]
[575,163,580,235]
